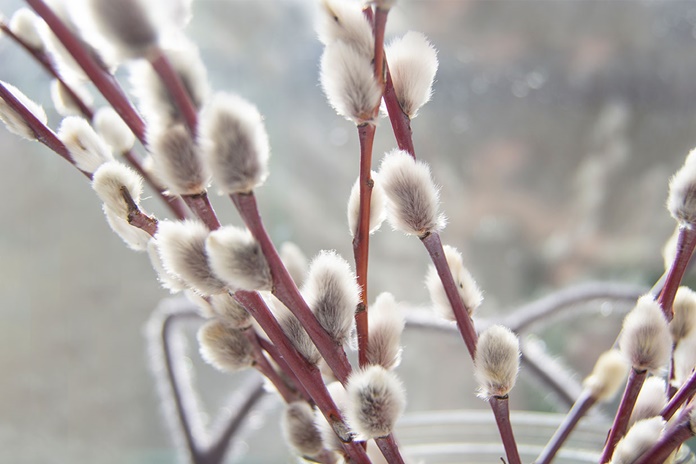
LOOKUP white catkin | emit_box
[209,293,251,329]
[583,349,629,402]
[93,106,135,153]
[320,40,381,125]
[366,292,405,370]
[474,325,520,399]
[611,417,665,464]
[347,171,387,237]
[50,79,93,117]
[185,289,216,318]
[71,0,159,62]
[668,159,696,225]
[102,205,151,251]
[274,304,321,366]
[672,335,696,388]
[425,245,482,320]
[671,286,696,344]
[385,31,438,118]
[316,0,374,58]
[0,81,47,140]
[149,123,209,195]
[206,226,272,291]
[198,92,270,194]
[629,376,667,426]
[379,149,446,236]
[155,220,227,296]
[91,161,143,218]
[280,242,309,287]
[197,319,253,373]
[662,226,678,272]
[146,239,188,293]
[281,401,324,458]
[345,365,406,440]
[302,250,360,345]
[9,8,44,51]
[58,116,114,173]
[619,295,672,373]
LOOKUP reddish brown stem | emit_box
[123,186,158,236]
[232,291,371,464]
[258,336,312,403]
[633,415,693,464]
[489,396,522,464]
[372,8,388,90]
[242,328,298,403]
[658,225,696,321]
[374,435,405,464]
[0,81,87,171]
[149,48,199,134]
[421,232,478,358]
[353,123,376,368]
[182,193,221,231]
[599,368,648,463]
[536,390,597,464]
[231,192,353,384]
[382,68,415,158]
[662,367,696,420]
[26,0,147,143]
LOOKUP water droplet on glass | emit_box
[600,301,613,317]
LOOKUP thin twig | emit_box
[657,225,696,321]
[489,396,522,464]
[148,47,199,134]
[599,368,648,463]
[633,408,694,464]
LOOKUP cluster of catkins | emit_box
[0,0,523,462]
[11,0,696,463]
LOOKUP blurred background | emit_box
[1,0,695,462]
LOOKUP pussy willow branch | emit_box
[633,407,694,464]
[20,0,189,220]
[599,367,648,464]
[231,192,353,383]
[257,336,312,403]
[383,69,415,158]
[489,396,522,464]
[242,327,300,404]
[26,0,146,142]
[148,48,199,135]
[353,122,376,368]
[657,225,696,320]
[0,81,84,171]
[535,390,596,464]
[0,20,91,116]
[233,290,373,464]
[662,367,696,420]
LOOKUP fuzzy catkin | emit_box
[366,292,405,370]
[92,107,135,154]
[92,161,143,218]
[155,220,227,296]
[425,245,482,320]
[474,325,520,399]
[611,417,665,464]
[149,123,208,195]
[280,242,308,287]
[302,250,360,346]
[282,401,324,458]
[209,293,251,329]
[345,365,406,440]
[0,80,47,140]
[206,226,272,291]
[629,376,667,426]
[619,295,672,373]
[385,31,438,118]
[275,308,321,366]
[198,92,270,194]
[9,8,44,51]
[320,40,381,125]
[316,0,374,58]
[379,149,446,236]
[671,286,696,344]
[583,349,629,402]
[347,171,387,237]
[103,205,151,251]
[197,319,253,373]
[58,116,114,173]
[668,159,696,225]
